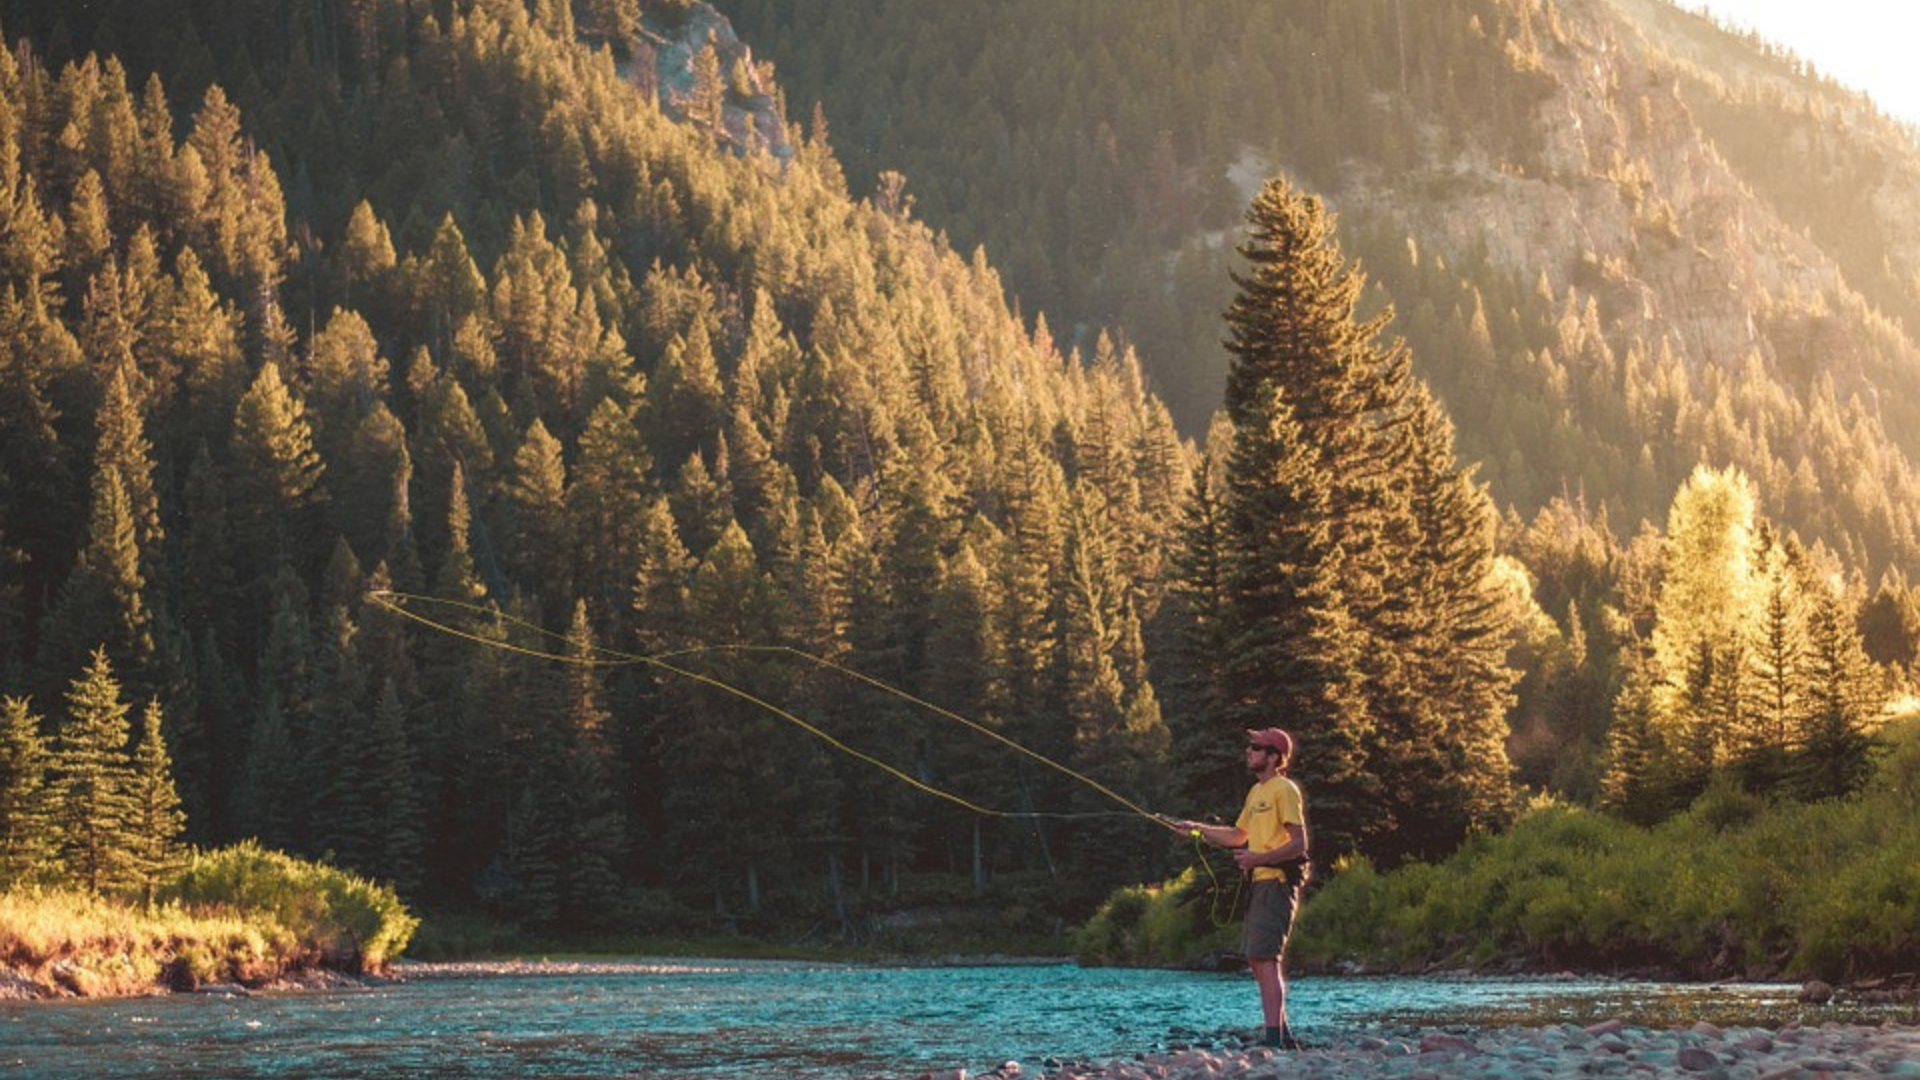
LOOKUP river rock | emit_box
[1676,1046,1721,1071]
[1797,979,1834,1004]
[1586,1019,1627,1037]
[1418,1032,1480,1055]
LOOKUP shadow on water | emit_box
[1,961,1912,1079]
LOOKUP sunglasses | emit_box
[1246,743,1277,754]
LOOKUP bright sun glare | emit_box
[1696,0,1920,127]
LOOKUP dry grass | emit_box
[0,887,292,998]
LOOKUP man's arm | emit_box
[1233,822,1306,871]
[1164,818,1248,849]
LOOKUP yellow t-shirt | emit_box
[1236,774,1305,883]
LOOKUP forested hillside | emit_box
[0,0,1913,946]
[0,0,1203,929]
[726,0,1920,579]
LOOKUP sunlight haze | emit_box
[1697,0,1920,126]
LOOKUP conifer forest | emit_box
[1,0,1917,940]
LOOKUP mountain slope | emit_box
[725,0,1920,575]
[0,0,1199,920]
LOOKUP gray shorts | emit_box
[1241,879,1298,960]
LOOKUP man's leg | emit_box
[1244,883,1302,1049]
[1250,955,1284,1029]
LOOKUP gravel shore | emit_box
[942,1020,1920,1080]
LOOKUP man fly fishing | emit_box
[1164,727,1310,1051]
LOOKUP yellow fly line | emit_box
[366,589,1164,825]
[366,587,1246,924]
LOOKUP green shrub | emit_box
[162,842,417,973]
[1072,867,1230,966]
[1281,750,1920,981]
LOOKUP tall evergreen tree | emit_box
[228,359,326,593]
[505,416,572,611]
[1214,177,1454,859]
[36,460,155,704]
[556,600,624,924]
[570,396,654,617]
[365,677,424,895]
[124,697,186,905]
[1164,421,1239,808]
[1795,574,1877,801]
[1737,530,1808,791]
[50,648,138,894]
[1219,382,1377,857]
[0,695,53,885]
[1380,387,1518,856]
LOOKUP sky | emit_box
[1695,1,1920,127]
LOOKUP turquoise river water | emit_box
[0,961,1891,1079]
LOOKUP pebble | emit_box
[979,1023,1920,1080]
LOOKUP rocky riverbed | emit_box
[939,1020,1920,1080]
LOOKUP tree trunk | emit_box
[972,818,986,896]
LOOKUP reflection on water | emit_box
[0,961,1908,1079]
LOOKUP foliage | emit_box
[0,885,283,995]
[1069,866,1232,967]
[0,0,1915,947]
[161,841,417,973]
[1292,737,1920,981]
[728,0,1920,587]
[0,835,417,994]
[1180,176,1518,865]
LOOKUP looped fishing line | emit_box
[367,590,1150,822]
[367,589,1242,912]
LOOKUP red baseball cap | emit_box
[1246,727,1294,756]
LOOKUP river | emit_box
[0,960,1883,1079]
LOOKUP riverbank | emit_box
[0,844,415,1000]
[970,1019,1920,1080]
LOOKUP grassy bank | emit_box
[1080,722,1920,982]
[1293,780,1920,981]
[0,842,417,998]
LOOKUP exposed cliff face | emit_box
[638,2,791,159]
[1332,0,1863,383]
[716,0,1920,567]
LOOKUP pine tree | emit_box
[36,461,156,704]
[556,600,624,924]
[1164,418,1239,809]
[124,698,186,905]
[1061,478,1166,883]
[311,601,370,863]
[237,689,300,853]
[0,695,54,885]
[340,199,398,318]
[1383,387,1518,856]
[1599,645,1668,825]
[1650,465,1762,762]
[1220,382,1377,857]
[50,648,139,894]
[228,360,326,590]
[505,417,572,609]
[415,213,487,353]
[366,677,424,895]
[154,245,247,448]
[1795,575,1877,801]
[1737,530,1808,792]
[569,397,654,616]
[923,528,1007,894]
[650,326,727,470]
[1214,178,1417,858]
[992,411,1068,863]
